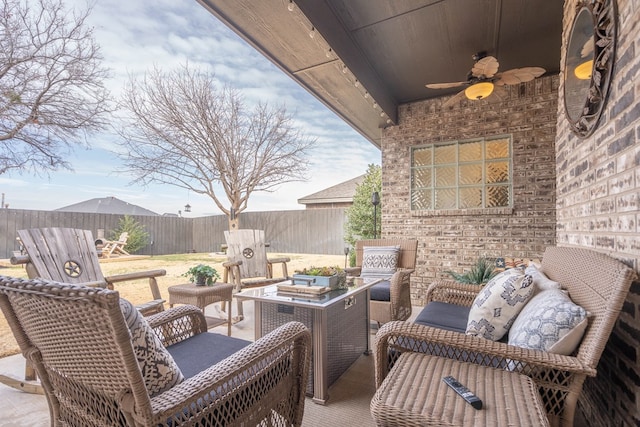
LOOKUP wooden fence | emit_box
[0,208,348,259]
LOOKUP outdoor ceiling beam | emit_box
[294,0,398,124]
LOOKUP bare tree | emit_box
[0,0,112,175]
[118,65,314,229]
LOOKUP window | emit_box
[411,136,512,210]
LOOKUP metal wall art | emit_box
[564,0,616,137]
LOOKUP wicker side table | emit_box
[168,283,233,336]
[371,353,549,427]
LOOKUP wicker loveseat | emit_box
[373,247,636,426]
[0,275,311,426]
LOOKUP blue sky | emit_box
[1,0,379,216]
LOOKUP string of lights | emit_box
[285,0,392,125]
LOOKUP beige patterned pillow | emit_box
[120,299,184,397]
[361,245,400,278]
[466,269,534,341]
[525,264,561,294]
[508,289,589,355]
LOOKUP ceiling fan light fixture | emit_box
[574,59,593,80]
[465,82,494,100]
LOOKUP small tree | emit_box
[109,215,150,254]
[344,164,382,263]
[0,0,113,175]
[117,64,315,230]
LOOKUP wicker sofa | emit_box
[0,275,311,427]
[373,247,636,427]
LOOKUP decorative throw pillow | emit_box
[508,289,588,355]
[525,264,561,293]
[466,269,534,341]
[119,299,184,397]
[504,258,529,270]
[361,246,400,278]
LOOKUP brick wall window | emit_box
[411,135,512,210]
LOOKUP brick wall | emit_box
[381,75,558,305]
[556,0,640,425]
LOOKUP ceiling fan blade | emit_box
[426,81,467,89]
[485,86,509,104]
[494,67,546,85]
[442,89,468,108]
[471,56,499,78]
[581,39,594,58]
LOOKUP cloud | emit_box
[5,0,379,216]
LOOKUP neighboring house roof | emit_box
[55,197,159,216]
[298,175,364,206]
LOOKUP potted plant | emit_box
[293,265,347,289]
[445,257,497,285]
[182,264,221,286]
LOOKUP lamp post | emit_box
[344,246,350,268]
[372,191,380,239]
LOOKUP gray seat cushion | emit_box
[413,301,470,333]
[370,280,391,302]
[167,332,251,379]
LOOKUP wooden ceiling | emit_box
[197,0,563,148]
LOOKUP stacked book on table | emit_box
[276,279,331,295]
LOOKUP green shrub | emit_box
[446,257,497,285]
[109,215,150,254]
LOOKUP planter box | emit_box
[292,273,339,289]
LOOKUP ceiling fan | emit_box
[425,52,546,107]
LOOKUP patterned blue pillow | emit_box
[120,299,184,397]
[508,289,588,355]
[361,246,400,278]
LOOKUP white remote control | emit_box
[442,376,483,410]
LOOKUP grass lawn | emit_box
[0,251,345,357]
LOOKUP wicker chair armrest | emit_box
[104,269,167,283]
[146,305,207,347]
[373,321,593,388]
[424,279,481,307]
[149,321,311,425]
[389,270,411,294]
[389,269,414,322]
[395,268,415,286]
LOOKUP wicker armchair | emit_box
[346,239,418,325]
[373,247,636,427]
[0,275,311,427]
